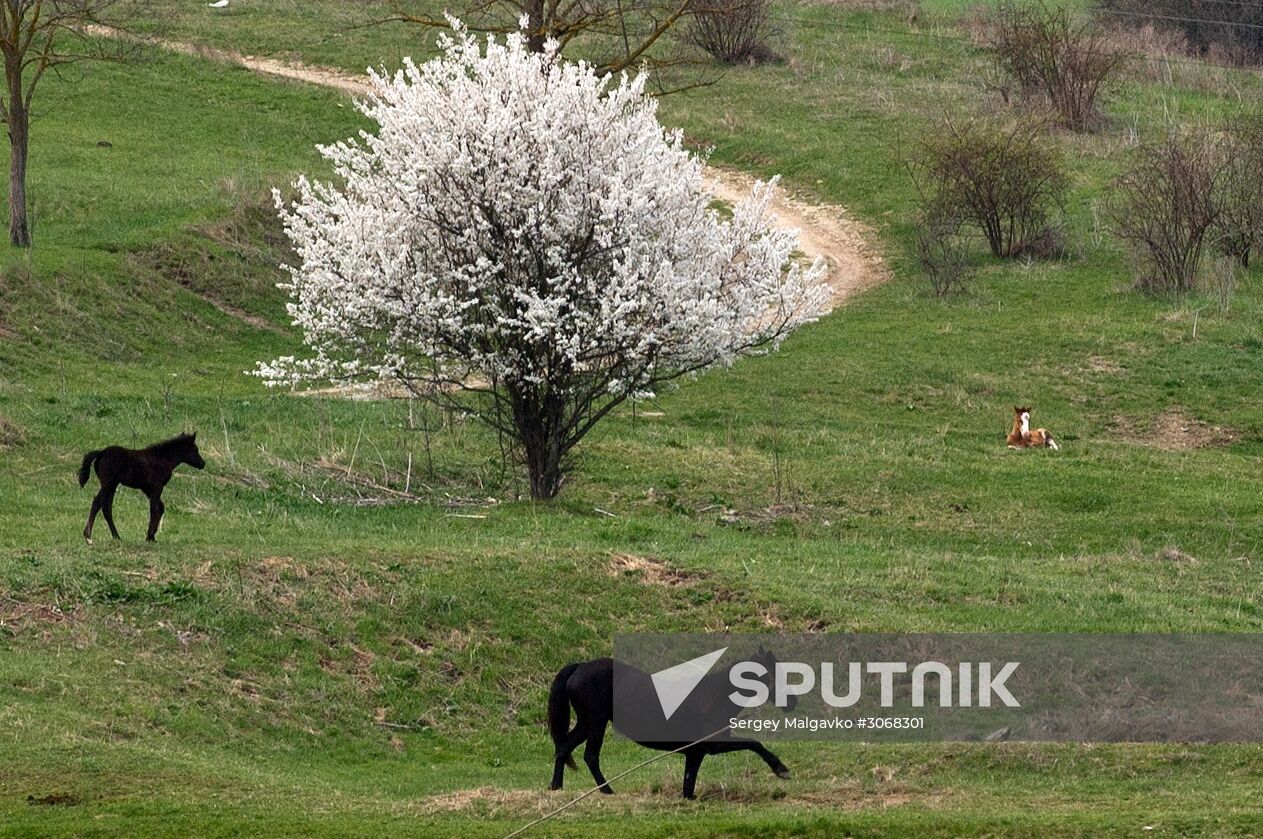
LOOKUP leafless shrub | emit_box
[1211,112,1263,268]
[912,117,1068,259]
[991,2,1123,131]
[685,0,780,65]
[914,214,974,297]
[1108,132,1224,294]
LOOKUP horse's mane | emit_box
[147,433,196,455]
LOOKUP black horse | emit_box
[547,646,793,799]
[79,432,206,542]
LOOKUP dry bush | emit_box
[914,214,974,296]
[685,0,779,65]
[912,118,1068,259]
[1098,0,1263,65]
[991,1,1123,131]
[1211,112,1263,268]
[1108,132,1224,294]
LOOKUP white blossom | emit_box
[259,23,828,496]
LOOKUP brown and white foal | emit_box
[1006,406,1059,451]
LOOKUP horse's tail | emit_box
[78,450,104,488]
[548,662,580,769]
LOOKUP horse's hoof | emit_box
[548,784,561,791]
[84,537,93,545]
[774,766,792,780]
[599,785,614,795]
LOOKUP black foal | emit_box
[78,432,206,542]
[547,648,792,799]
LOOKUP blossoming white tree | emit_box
[260,24,828,499]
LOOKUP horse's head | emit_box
[752,644,799,712]
[178,432,207,469]
[1013,406,1031,426]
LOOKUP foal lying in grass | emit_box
[1007,406,1059,451]
[78,432,206,542]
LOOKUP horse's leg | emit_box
[84,489,105,541]
[703,738,791,778]
[100,484,121,540]
[582,722,613,794]
[549,723,588,791]
[681,747,705,800]
[146,493,165,542]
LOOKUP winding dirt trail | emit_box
[107,29,887,311]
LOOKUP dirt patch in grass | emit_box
[811,0,917,13]
[420,787,554,815]
[26,792,81,807]
[1085,355,1125,375]
[788,781,936,810]
[419,779,942,816]
[606,552,795,630]
[1112,408,1239,451]
[1153,545,1199,565]
[320,641,380,692]
[186,555,391,615]
[608,552,703,587]
[1151,408,1239,450]
[196,294,278,331]
[0,597,78,637]
[0,415,26,450]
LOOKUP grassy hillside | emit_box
[2,3,1261,837]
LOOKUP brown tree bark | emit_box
[0,0,145,248]
[6,58,30,248]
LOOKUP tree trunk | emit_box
[525,0,547,53]
[513,390,567,499]
[6,64,30,248]
[524,440,564,500]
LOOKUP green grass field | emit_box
[2,2,1261,836]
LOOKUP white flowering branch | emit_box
[259,23,828,498]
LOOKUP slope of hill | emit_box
[2,2,1261,837]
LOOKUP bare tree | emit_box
[1,1,146,247]
[386,0,700,79]
[684,0,778,65]
[914,212,974,297]
[991,1,1122,132]
[1212,111,1263,268]
[1109,131,1224,294]
[912,117,1068,259]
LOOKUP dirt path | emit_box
[104,29,887,312]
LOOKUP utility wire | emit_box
[1096,7,1263,31]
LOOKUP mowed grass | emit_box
[2,3,1263,837]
